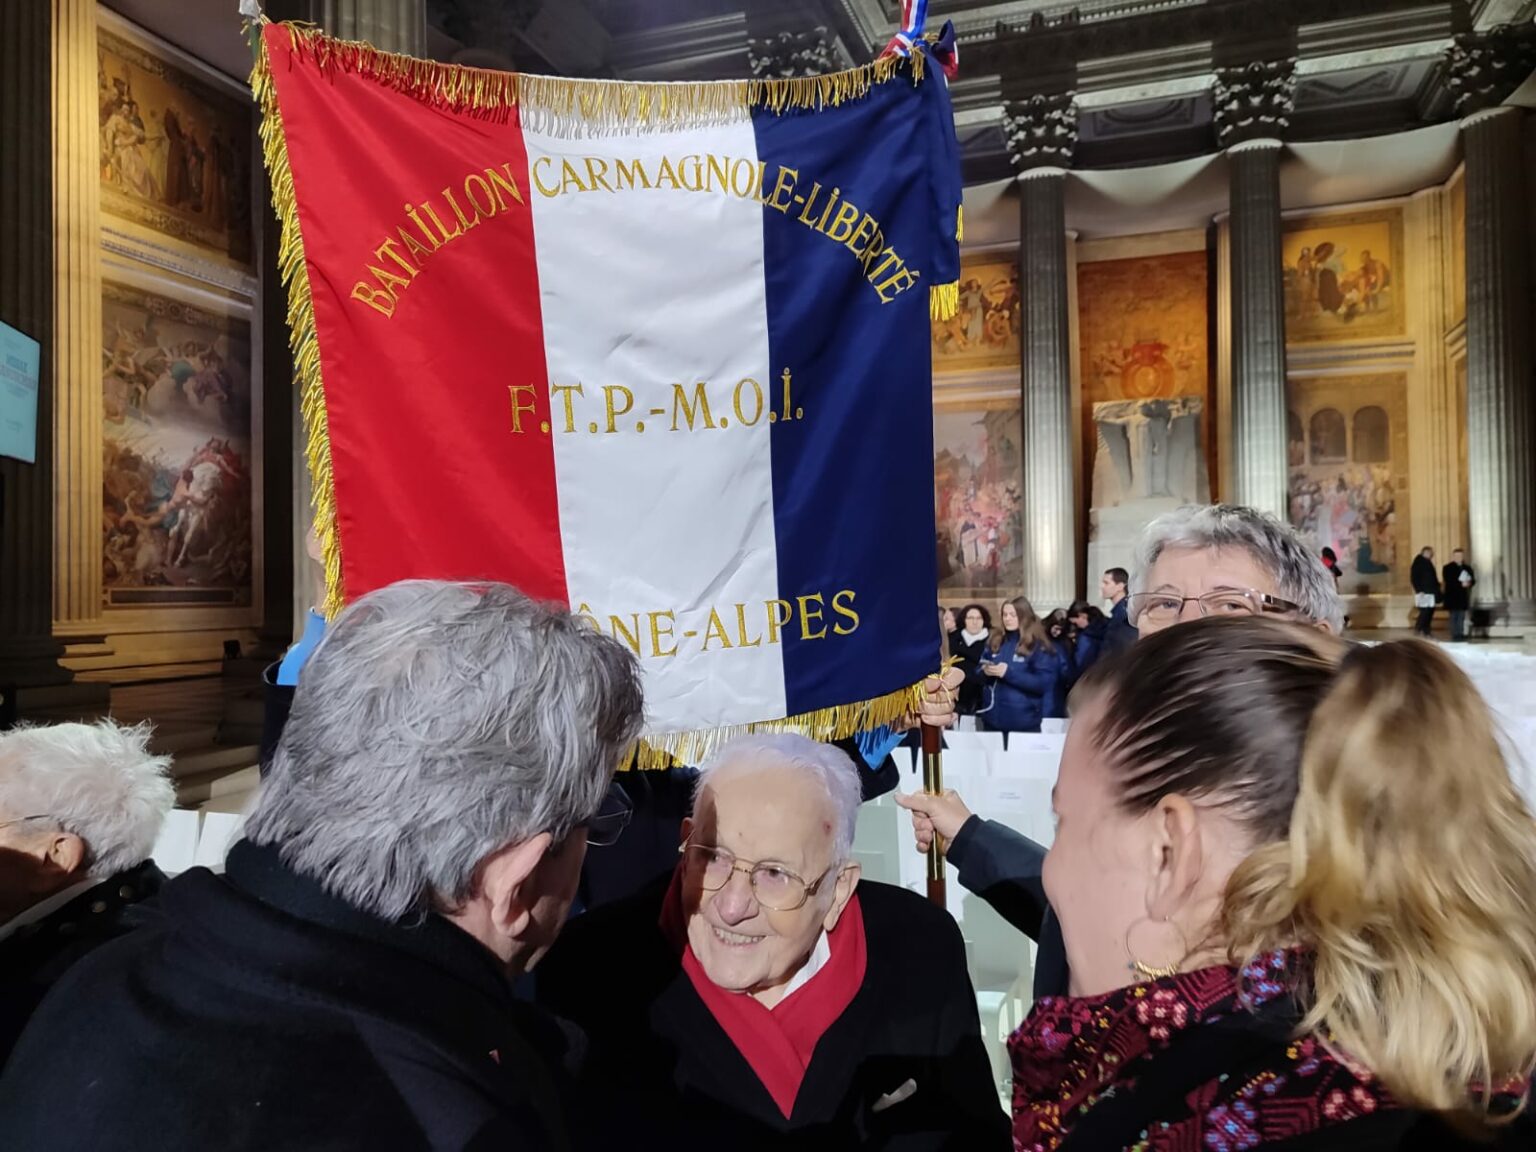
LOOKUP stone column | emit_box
[51,0,104,640]
[1405,188,1462,559]
[1451,27,1536,623]
[319,0,425,56]
[1215,61,1294,519]
[1005,94,1078,607]
[0,0,74,707]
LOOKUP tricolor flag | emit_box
[253,23,962,761]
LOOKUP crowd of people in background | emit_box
[941,566,1138,735]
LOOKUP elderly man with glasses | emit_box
[0,580,645,1151]
[899,503,1344,1001]
[539,732,1009,1150]
[0,720,173,1065]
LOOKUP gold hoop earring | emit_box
[1124,916,1189,982]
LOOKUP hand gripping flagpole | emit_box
[921,709,945,908]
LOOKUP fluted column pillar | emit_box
[1405,188,1461,558]
[1450,28,1536,624]
[319,0,424,56]
[0,0,72,698]
[51,0,103,637]
[1006,94,1078,607]
[1216,61,1294,518]
[1461,107,1535,621]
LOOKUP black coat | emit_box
[538,877,1010,1151]
[1442,562,1475,611]
[1101,598,1137,657]
[946,816,1068,998]
[1411,554,1440,598]
[948,631,990,715]
[0,840,581,1151]
[0,860,164,1069]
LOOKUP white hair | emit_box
[0,720,174,878]
[1132,503,1346,634]
[243,580,646,921]
[693,733,862,865]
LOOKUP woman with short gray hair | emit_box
[899,502,1345,1003]
[0,579,646,1152]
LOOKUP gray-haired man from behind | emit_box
[0,580,645,1151]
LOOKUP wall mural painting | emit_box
[101,279,254,608]
[1076,250,1212,573]
[1282,209,1405,343]
[929,254,1021,372]
[98,27,254,266]
[1286,373,1410,594]
[933,399,1023,599]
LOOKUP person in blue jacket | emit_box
[977,596,1070,733]
[1066,600,1107,682]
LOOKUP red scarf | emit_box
[659,867,867,1119]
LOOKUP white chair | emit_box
[150,809,201,876]
[192,812,245,872]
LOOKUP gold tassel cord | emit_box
[930,280,958,321]
[623,680,926,771]
[251,35,346,618]
[270,22,927,129]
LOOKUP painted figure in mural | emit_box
[103,98,160,201]
[161,107,194,209]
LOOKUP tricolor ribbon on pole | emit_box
[249,23,963,767]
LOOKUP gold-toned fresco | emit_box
[930,254,1020,372]
[98,27,254,265]
[1282,209,1405,343]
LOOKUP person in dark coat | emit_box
[978,597,1068,734]
[0,720,173,1066]
[539,734,1009,1151]
[0,580,647,1151]
[1411,545,1440,636]
[950,604,992,716]
[1441,547,1476,641]
[1065,601,1106,683]
[1098,568,1137,656]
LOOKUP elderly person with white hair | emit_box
[899,503,1345,1001]
[0,580,645,1151]
[0,720,172,1064]
[540,732,1009,1150]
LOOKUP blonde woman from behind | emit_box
[1010,617,1536,1151]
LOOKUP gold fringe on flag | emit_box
[268,22,928,130]
[624,679,927,771]
[929,280,959,321]
[956,204,964,242]
[251,31,346,618]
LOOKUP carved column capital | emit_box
[1212,59,1296,149]
[748,28,844,79]
[1446,25,1536,120]
[1004,92,1078,176]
